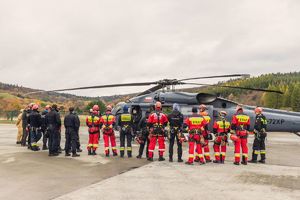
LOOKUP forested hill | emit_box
[184,72,300,111]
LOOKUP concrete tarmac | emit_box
[0,124,299,200]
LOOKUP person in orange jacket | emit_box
[86,105,101,155]
[230,105,251,165]
[198,104,212,163]
[184,107,208,165]
[100,105,118,157]
[212,111,230,164]
[147,102,169,161]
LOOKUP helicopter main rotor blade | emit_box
[24,81,158,96]
[179,74,250,82]
[137,85,165,96]
[181,82,283,94]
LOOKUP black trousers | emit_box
[65,128,78,154]
[120,130,132,156]
[48,128,59,154]
[21,127,28,146]
[138,133,149,157]
[42,129,48,147]
[169,130,183,159]
[252,136,266,161]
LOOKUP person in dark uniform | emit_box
[118,105,134,158]
[136,111,151,159]
[249,107,268,164]
[167,103,184,162]
[46,104,61,156]
[27,104,42,151]
[21,104,33,147]
[41,105,51,150]
[64,107,80,157]
[132,107,142,138]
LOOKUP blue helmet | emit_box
[173,103,180,111]
[123,105,129,112]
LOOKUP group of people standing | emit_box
[16,101,268,165]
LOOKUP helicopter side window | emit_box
[222,103,227,108]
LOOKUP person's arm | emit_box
[75,115,80,131]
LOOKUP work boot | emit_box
[113,152,118,156]
[206,159,212,163]
[72,153,80,157]
[233,162,240,165]
[185,161,193,165]
[213,160,221,164]
[158,156,165,161]
[49,153,59,157]
[258,160,266,164]
[77,148,83,152]
[88,149,92,155]
[92,150,97,155]
[120,151,124,158]
[220,160,225,164]
[249,160,258,163]
[169,157,173,162]
[42,146,48,150]
[136,155,142,159]
[199,161,206,165]
[194,159,200,163]
[147,157,153,162]
[105,153,109,157]
[127,152,132,158]
[178,158,184,163]
[241,156,247,165]
[65,153,71,156]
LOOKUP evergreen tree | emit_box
[291,83,300,111]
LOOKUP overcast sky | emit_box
[0,0,299,96]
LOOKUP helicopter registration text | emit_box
[267,119,285,125]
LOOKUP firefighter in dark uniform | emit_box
[41,105,51,150]
[27,104,42,151]
[132,107,142,138]
[46,104,61,156]
[249,107,267,164]
[118,105,134,158]
[167,103,184,162]
[21,104,33,147]
[64,107,80,157]
[136,110,151,159]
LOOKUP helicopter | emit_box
[26,74,300,134]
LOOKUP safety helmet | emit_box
[93,105,99,111]
[173,103,180,111]
[219,111,227,117]
[230,134,239,142]
[32,104,39,110]
[192,107,198,113]
[254,107,263,114]
[45,105,51,110]
[236,105,243,112]
[106,105,112,111]
[123,105,129,112]
[155,102,162,110]
[199,104,207,111]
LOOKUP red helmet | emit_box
[106,105,112,111]
[32,104,39,110]
[155,102,162,110]
[93,105,99,111]
[199,104,207,111]
[236,105,243,112]
[230,134,239,142]
[254,107,263,114]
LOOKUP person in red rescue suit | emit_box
[212,111,230,164]
[230,105,251,165]
[199,104,212,163]
[184,107,208,165]
[86,105,101,155]
[147,101,169,161]
[100,105,118,157]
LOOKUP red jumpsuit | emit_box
[100,112,117,155]
[185,114,207,164]
[147,111,168,159]
[213,119,230,162]
[86,114,100,151]
[231,113,250,163]
[200,111,211,162]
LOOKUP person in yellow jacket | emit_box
[16,109,24,144]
